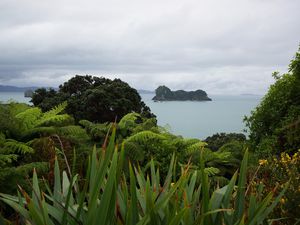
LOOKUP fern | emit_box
[3,139,34,154]
[41,101,67,118]
[125,131,165,144]
[0,154,18,167]
[59,125,87,136]
[36,114,72,127]
[184,138,202,146]
[23,126,57,139]
[15,162,48,174]
[203,167,220,176]
[79,119,94,131]
[15,107,42,130]
[123,141,144,162]
[80,119,110,140]
[118,112,140,129]
[185,142,208,156]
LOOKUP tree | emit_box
[204,133,246,151]
[31,75,155,123]
[244,46,300,156]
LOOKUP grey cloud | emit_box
[0,0,299,94]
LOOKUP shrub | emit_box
[0,127,288,225]
[256,150,300,224]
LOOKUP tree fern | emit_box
[124,131,165,144]
[123,141,144,162]
[80,119,110,140]
[118,112,141,129]
[36,114,73,127]
[204,167,221,176]
[15,107,42,130]
[0,154,18,167]
[3,139,34,154]
[185,142,208,156]
[41,101,67,118]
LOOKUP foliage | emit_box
[244,46,300,156]
[152,85,211,101]
[79,113,242,181]
[0,127,288,225]
[255,151,300,224]
[204,132,246,151]
[31,75,155,122]
[0,102,89,196]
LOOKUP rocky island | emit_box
[152,85,212,101]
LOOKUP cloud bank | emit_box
[0,0,299,94]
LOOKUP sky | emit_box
[0,0,299,95]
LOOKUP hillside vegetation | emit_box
[0,46,299,224]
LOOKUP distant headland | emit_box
[152,85,212,101]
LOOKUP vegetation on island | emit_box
[152,85,212,101]
[0,46,299,224]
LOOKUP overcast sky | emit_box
[0,0,299,94]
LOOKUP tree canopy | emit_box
[31,75,155,123]
[244,46,300,156]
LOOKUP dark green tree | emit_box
[244,46,300,156]
[204,133,246,151]
[31,75,154,123]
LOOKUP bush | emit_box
[0,127,288,225]
[31,75,155,123]
[256,150,300,224]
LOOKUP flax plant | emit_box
[0,127,288,225]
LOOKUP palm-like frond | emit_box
[3,139,34,154]
[15,108,42,130]
[41,101,67,118]
[125,131,165,144]
[118,112,140,129]
[123,141,144,162]
[0,154,18,167]
[185,142,207,156]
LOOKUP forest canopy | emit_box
[31,75,155,123]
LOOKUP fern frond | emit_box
[23,126,57,139]
[185,142,208,156]
[214,151,231,160]
[3,140,34,154]
[203,167,220,176]
[124,131,165,144]
[123,142,144,161]
[42,101,67,118]
[0,154,18,167]
[118,112,140,129]
[15,162,48,174]
[184,138,201,146]
[58,125,86,136]
[15,107,42,130]
[79,120,94,131]
[36,114,73,127]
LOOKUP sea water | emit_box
[141,94,261,139]
[0,92,261,139]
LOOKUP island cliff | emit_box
[152,86,212,101]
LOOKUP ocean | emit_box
[0,92,262,139]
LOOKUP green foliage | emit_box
[31,75,155,122]
[0,102,84,197]
[79,119,111,141]
[256,151,300,224]
[0,129,288,225]
[204,132,246,151]
[244,46,300,156]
